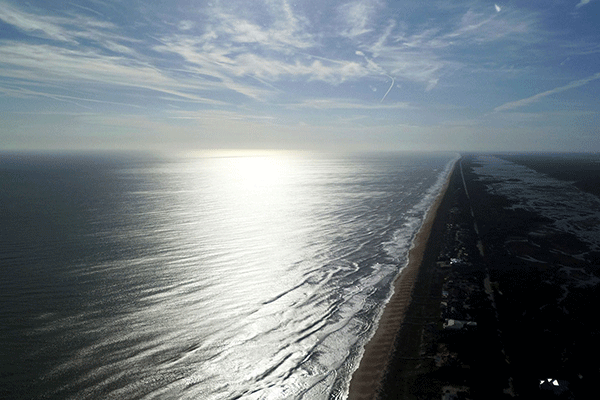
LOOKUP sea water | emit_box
[0,151,457,399]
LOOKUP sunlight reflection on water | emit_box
[1,151,456,400]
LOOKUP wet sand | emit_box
[347,160,458,400]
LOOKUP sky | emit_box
[0,0,599,153]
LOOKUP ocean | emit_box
[0,151,457,400]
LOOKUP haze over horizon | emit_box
[1,0,599,153]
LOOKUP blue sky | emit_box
[0,0,599,152]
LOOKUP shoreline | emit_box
[347,154,600,398]
[347,159,458,400]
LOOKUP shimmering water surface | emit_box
[1,151,457,399]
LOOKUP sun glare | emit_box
[227,156,287,189]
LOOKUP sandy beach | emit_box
[348,160,458,400]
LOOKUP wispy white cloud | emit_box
[576,0,592,8]
[494,72,600,112]
[0,1,131,48]
[0,0,545,105]
[0,42,224,102]
[341,2,541,92]
[177,20,194,31]
[445,6,534,44]
[0,2,139,61]
[337,0,384,38]
[563,42,600,56]
[152,37,368,101]
[151,1,375,93]
[0,2,75,42]
[209,0,315,51]
[68,2,106,18]
[0,0,592,140]
[0,84,143,109]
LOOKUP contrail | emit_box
[380,75,394,103]
[356,50,395,103]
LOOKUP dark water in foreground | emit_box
[0,151,456,399]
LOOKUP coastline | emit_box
[347,159,458,400]
[347,154,600,398]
